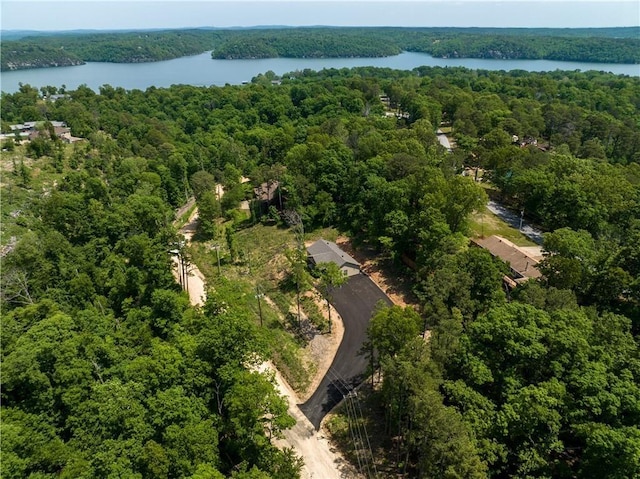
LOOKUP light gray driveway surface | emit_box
[487,200,544,245]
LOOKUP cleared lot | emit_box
[299,273,393,429]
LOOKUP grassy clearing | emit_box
[234,223,297,279]
[468,205,538,247]
[270,328,315,392]
[176,202,197,227]
[300,295,325,330]
[189,221,340,394]
[306,226,339,243]
[0,145,70,246]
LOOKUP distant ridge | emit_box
[3,25,639,41]
[3,26,639,71]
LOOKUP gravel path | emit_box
[437,129,453,151]
[172,208,207,306]
[265,362,357,479]
[172,200,351,478]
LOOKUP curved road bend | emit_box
[300,274,393,429]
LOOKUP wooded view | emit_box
[2,26,639,70]
[1,63,639,478]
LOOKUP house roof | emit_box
[307,239,360,269]
[254,180,279,202]
[11,121,67,131]
[472,235,542,280]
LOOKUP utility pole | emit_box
[519,208,525,231]
[181,246,191,293]
[212,244,221,275]
[255,284,264,327]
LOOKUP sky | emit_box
[1,0,639,31]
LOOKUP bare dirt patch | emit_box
[297,290,345,403]
[173,208,206,306]
[175,206,349,478]
[335,236,418,309]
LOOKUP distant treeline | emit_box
[1,30,228,70]
[2,26,639,71]
[210,27,640,64]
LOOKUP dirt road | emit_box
[172,207,207,306]
[264,363,355,479]
[172,201,351,479]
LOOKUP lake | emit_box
[1,51,638,93]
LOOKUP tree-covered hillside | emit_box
[1,65,639,477]
[1,29,227,70]
[2,26,639,71]
[212,28,640,64]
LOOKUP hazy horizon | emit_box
[2,1,639,32]
[4,24,640,33]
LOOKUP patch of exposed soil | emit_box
[263,290,345,404]
[297,290,344,403]
[334,236,418,309]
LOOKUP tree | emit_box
[190,171,216,200]
[576,424,640,479]
[315,261,347,332]
[197,191,221,239]
[284,247,311,326]
[224,370,295,443]
[379,338,488,478]
[539,227,596,296]
[365,304,422,375]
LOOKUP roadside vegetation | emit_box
[186,219,336,394]
[1,64,638,478]
[468,205,538,246]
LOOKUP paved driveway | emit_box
[487,200,544,245]
[299,273,393,429]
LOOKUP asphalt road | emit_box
[299,273,393,429]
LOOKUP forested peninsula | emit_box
[1,66,639,478]
[2,26,639,71]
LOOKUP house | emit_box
[254,180,280,204]
[46,94,70,102]
[10,121,67,134]
[307,239,361,277]
[471,235,542,285]
[6,121,83,143]
[28,125,70,141]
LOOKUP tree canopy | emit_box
[2,63,639,477]
[2,26,639,71]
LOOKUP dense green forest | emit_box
[1,65,639,477]
[210,30,402,59]
[2,26,639,70]
[1,29,228,70]
[211,28,640,64]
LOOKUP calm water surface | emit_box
[1,51,638,93]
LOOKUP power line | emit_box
[327,368,377,479]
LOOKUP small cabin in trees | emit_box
[307,239,361,277]
[254,180,279,204]
[253,180,281,215]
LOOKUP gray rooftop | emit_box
[307,239,360,269]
